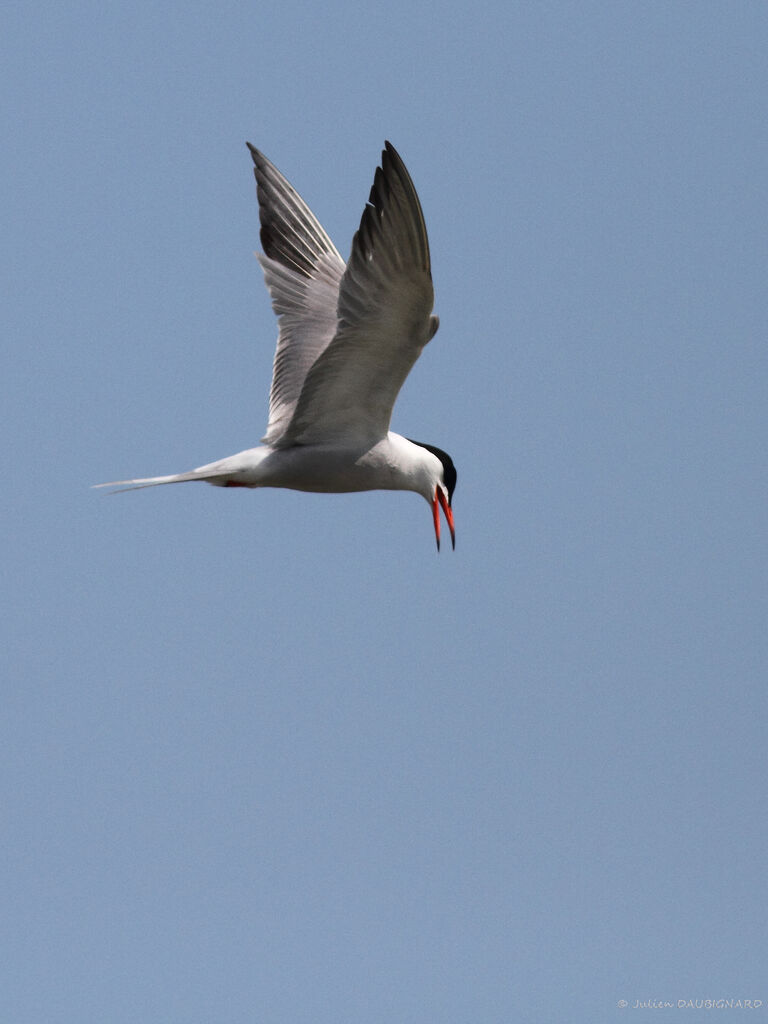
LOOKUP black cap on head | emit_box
[407,440,457,505]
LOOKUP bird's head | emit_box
[408,440,456,552]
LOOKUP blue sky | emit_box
[3,2,767,1021]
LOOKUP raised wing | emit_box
[277,142,439,448]
[247,144,346,445]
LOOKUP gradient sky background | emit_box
[3,2,767,1021]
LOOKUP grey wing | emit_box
[247,144,346,445]
[278,142,439,448]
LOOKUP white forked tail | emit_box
[93,449,266,492]
[92,464,244,493]
[92,470,214,493]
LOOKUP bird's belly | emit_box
[258,444,403,494]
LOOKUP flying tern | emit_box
[96,142,456,549]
